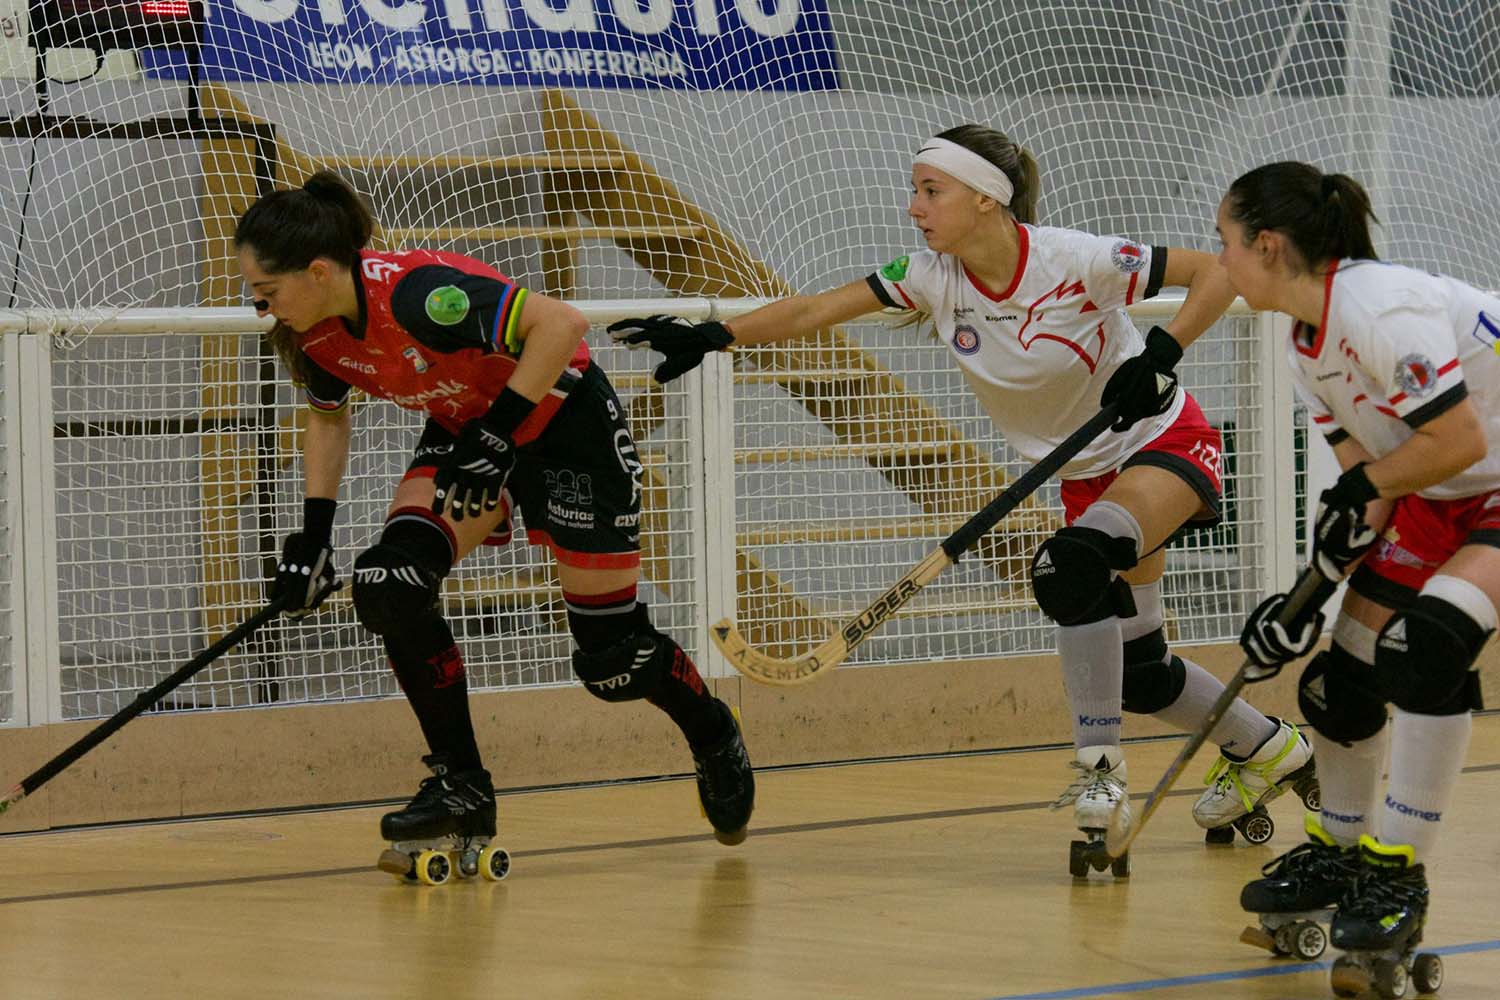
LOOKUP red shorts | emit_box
[1352,490,1500,602]
[1060,393,1224,527]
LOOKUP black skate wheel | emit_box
[1204,825,1235,845]
[479,844,511,882]
[1373,957,1408,1000]
[1290,921,1326,960]
[1068,840,1090,878]
[1109,851,1129,878]
[1299,781,1321,812]
[1236,810,1275,845]
[1411,953,1442,995]
[1331,955,1371,998]
[415,849,452,886]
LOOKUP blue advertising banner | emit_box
[166,0,838,90]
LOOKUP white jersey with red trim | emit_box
[1291,258,1500,499]
[867,223,1178,478]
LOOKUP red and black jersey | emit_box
[297,249,590,440]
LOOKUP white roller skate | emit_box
[1053,745,1130,878]
[1194,718,1319,845]
[376,754,510,886]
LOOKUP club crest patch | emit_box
[424,285,470,326]
[1393,353,1438,398]
[402,346,430,373]
[880,255,911,282]
[952,324,981,355]
[1110,239,1146,274]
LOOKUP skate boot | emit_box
[1238,812,1359,960]
[1053,745,1130,879]
[692,701,755,846]
[1195,718,1318,845]
[1328,836,1443,999]
[376,754,510,886]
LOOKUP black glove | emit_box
[1239,591,1327,676]
[1312,463,1381,580]
[433,387,531,522]
[272,498,339,618]
[1100,326,1182,432]
[607,314,734,384]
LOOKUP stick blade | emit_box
[1104,798,1133,858]
[708,617,840,686]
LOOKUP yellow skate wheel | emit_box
[478,844,511,881]
[414,849,451,886]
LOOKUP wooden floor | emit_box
[2,716,1498,1000]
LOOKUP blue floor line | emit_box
[987,939,1500,1000]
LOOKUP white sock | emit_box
[1316,727,1388,847]
[1058,618,1123,749]
[1381,708,1471,859]
[1150,656,1277,757]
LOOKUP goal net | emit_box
[2,0,1496,721]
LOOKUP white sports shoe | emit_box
[1193,719,1315,830]
[1053,745,1129,832]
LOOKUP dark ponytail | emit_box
[1224,161,1379,272]
[934,124,1041,224]
[234,170,374,384]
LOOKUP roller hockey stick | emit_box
[712,403,1119,685]
[0,592,300,817]
[1104,564,1337,858]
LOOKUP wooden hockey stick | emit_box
[711,404,1119,685]
[1104,564,1337,858]
[0,592,299,817]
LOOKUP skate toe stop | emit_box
[713,826,749,846]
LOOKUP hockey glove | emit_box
[1239,591,1326,676]
[433,387,532,523]
[606,314,734,384]
[1312,463,1381,580]
[272,498,339,619]
[1100,326,1182,432]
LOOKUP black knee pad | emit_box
[352,513,453,636]
[571,627,674,703]
[1298,647,1388,745]
[353,543,442,635]
[1120,629,1186,714]
[1030,526,1139,626]
[1372,596,1488,714]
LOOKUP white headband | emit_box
[913,137,1014,206]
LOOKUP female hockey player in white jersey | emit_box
[1223,162,1495,994]
[609,124,1315,876]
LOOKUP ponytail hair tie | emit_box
[1320,174,1338,199]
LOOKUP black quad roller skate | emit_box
[1239,813,1358,960]
[693,702,755,846]
[376,754,510,886]
[1328,836,1443,999]
[1199,720,1320,845]
[1055,747,1130,879]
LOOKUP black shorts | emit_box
[406,363,643,569]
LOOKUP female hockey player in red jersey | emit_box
[234,170,754,880]
[1224,162,1495,994]
[608,124,1314,877]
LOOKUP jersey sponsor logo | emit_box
[362,257,403,282]
[952,323,981,355]
[984,314,1019,322]
[613,428,645,508]
[388,378,467,409]
[880,255,910,282]
[336,355,378,374]
[425,285,471,326]
[402,346,430,373]
[1110,239,1146,274]
[1393,353,1438,398]
[1314,369,1344,381]
[1470,310,1500,355]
